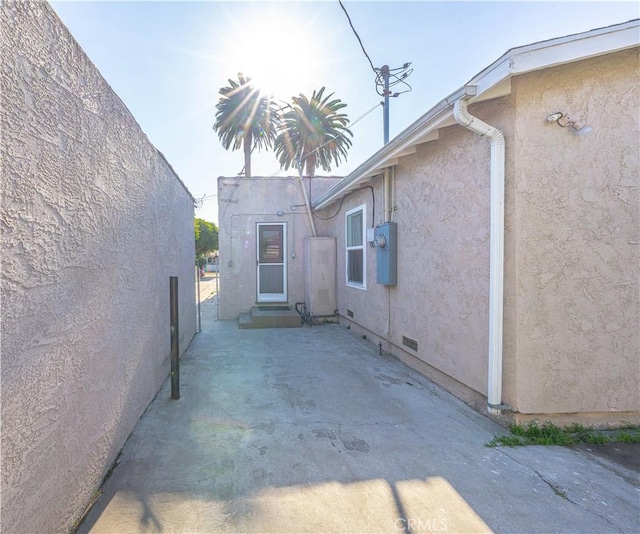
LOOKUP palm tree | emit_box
[213,73,280,177]
[274,87,353,177]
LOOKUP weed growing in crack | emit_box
[486,422,640,447]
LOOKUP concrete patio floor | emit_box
[78,298,639,533]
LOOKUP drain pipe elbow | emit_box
[453,97,506,416]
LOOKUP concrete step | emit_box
[238,312,254,329]
[238,306,301,329]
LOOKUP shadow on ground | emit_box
[78,300,639,533]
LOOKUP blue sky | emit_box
[50,1,639,224]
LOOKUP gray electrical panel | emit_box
[376,222,397,286]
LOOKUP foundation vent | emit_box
[402,336,418,352]
[347,309,354,318]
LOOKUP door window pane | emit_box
[259,226,283,263]
[259,265,284,294]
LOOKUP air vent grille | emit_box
[347,309,354,318]
[402,336,418,352]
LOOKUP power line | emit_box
[374,63,413,97]
[338,0,376,74]
[337,0,413,145]
[337,0,413,95]
[264,100,381,178]
[299,101,381,162]
[207,101,383,216]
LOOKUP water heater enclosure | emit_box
[376,222,397,286]
[304,237,337,316]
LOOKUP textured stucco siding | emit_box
[322,100,514,398]
[218,176,341,319]
[1,3,196,532]
[317,183,386,336]
[512,49,639,415]
[321,49,638,421]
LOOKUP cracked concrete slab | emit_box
[78,299,639,533]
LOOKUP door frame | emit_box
[256,222,287,303]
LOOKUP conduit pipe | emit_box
[391,166,396,222]
[453,97,506,416]
[383,168,392,223]
[297,165,317,237]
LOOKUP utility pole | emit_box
[381,65,390,145]
[376,63,412,146]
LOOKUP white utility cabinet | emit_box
[304,237,337,317]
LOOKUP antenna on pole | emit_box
[376,63,413,145]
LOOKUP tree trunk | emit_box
[306,153,316,178]
[243,132,252,177]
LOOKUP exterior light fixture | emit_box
[546,112,592,136]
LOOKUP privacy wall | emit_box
[1,3,196,532]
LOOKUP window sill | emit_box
[346,282,367,291]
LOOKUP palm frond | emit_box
[274,87,353,177]
[213,73,281,176]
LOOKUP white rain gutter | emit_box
[453,95,506,416]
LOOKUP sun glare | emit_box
[215,5,326,102]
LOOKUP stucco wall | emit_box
[319,49,638,422]
[218,175,341,319]
[1,3,196,532]
[512,49,639,415]
[319,99,514,398]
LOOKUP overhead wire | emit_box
[202,99,382,218]
[298,100,381,164]
[338,0,413,100]
[218,162,246,222]
[312,183,375,223]
[338,0,376,74]
[264,100,381,178]
[210,64,390,220]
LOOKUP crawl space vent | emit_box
[402,336,418,352]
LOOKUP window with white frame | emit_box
[345,204,366,289]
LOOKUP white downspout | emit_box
[453,97,506,416]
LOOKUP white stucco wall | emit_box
[218,175,342,319]
[1,3,196,532]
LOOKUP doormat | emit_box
[255,306,292,312]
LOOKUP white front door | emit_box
[256,223,287,302]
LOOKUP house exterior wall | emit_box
[318,96,516,404]
[1,3,196,532]
[319,49,638,424]
[511,49,639,416]
[218,175,341,319]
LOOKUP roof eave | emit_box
[312,85,477,210]
[312,19,639,212]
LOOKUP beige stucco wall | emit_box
[318,97,515,400]
[319,48,638,423]
[218,175,341,319]
[511,49,639,415]
[1,3,197,532]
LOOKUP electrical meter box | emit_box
[376,222,397,286]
